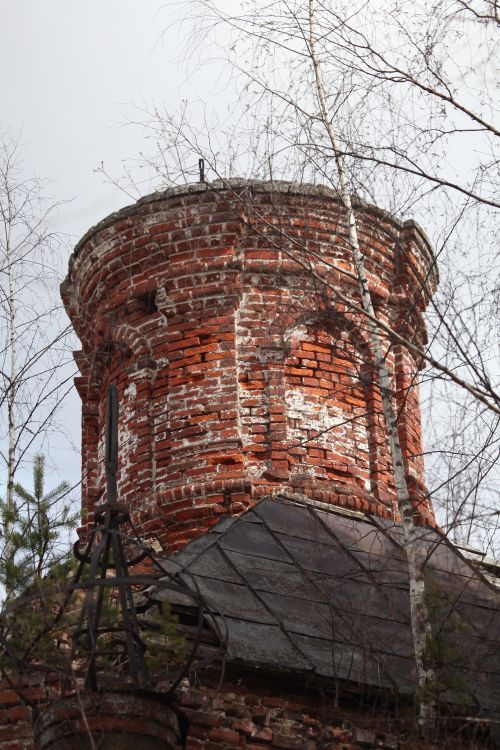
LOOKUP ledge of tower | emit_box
[66,178,438,290]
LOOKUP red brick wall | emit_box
[62,181,438,551]
[0,674,474,750]
[0,675,60,750]
[180,680,401,750]
[284,326,372,492]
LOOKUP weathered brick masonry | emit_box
[61,180,438,550]
[1,669,489,750]
[0,674,441,750]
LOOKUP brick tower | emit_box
[5,181,500,750]
[62,180,438,552]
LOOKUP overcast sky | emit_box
[1,1,200,236]
[1,0,224,491]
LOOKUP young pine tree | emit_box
[0,454,77,602]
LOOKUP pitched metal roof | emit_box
[153,494,500,720]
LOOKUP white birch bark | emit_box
[3,186,16,573]
[308,0,435,727]
[0,138,73,601]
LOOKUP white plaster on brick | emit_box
[118,380,139,503]
[285,387,370,488]
[235,292,272,478]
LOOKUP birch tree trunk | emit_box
[0,136,75,601]
[5,199,16,572]
[308,0,435,727]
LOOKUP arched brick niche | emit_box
[284,323,375,496]
[63,179,438,550]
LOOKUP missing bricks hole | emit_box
[137,290,158,315]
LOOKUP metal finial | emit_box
[198,158,205,183]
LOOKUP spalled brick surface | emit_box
[0,676,434,750]
[177,680,444,750]
[0,680,442,750]
[61,180,438,551]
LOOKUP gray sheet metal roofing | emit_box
[155,495,500,719]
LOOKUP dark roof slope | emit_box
[154,494,500,720]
